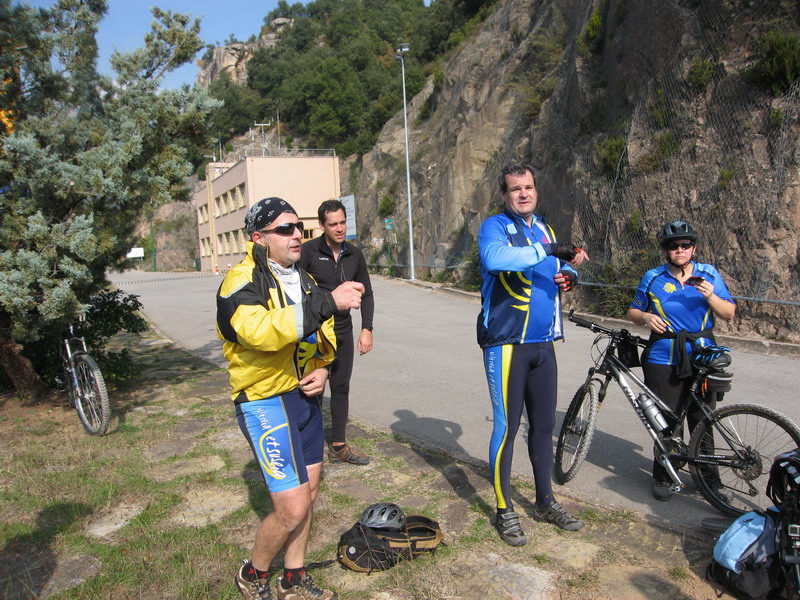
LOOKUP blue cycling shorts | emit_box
[236,390,324,493]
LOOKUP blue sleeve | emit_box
[709,266,735,304]
[478,217,549,274]
[630,275,650,311]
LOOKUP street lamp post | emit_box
[395,42,416,280]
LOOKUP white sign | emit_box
[127,247,145,259]
[339,194,357,239]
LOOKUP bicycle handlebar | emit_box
[568,310,647,346]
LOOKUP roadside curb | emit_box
[392,275,800,359]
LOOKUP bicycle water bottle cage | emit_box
[691,345,732,371]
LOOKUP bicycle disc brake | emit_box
[732,448,764,496]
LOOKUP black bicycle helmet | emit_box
[658,220,697,246]
[359,503,406,530]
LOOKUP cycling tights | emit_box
[484,342,558,510]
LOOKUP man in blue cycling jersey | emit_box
[477,162,590,546]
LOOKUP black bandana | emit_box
[244,197,297,235]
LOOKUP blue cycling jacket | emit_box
[476,210,576,348]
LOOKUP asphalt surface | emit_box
[110,270,800,532]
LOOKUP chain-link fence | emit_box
[563,1,799,336]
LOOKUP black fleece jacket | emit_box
[298,235,375,337]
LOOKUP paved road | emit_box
[111,270,800,530]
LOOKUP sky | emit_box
[20,0,287,89]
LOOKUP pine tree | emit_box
[0,0,219,397]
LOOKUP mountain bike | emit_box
[60,320,110,435]
[554,310,800,517]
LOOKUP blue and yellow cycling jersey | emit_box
[476,210,576,348]
[630,261,735,365]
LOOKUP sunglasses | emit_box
[665,241,694,251]
[261,222,304,236]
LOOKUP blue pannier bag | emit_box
[706,509,785,600]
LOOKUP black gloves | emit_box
[558,270,578,292]
[543,243,579,262]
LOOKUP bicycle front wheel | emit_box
[72,353,110,436]
[689,403,800,516]
[554,382,599,484]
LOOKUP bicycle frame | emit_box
[582,335,693,490]
[578,321,756,495]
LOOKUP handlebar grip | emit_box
[568,310,595,330]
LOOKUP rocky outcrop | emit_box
[196,18,293,88]
[351,0,800,340]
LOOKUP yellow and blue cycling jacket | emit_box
[216,241,337,403]
[477,210,576,348]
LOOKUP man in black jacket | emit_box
[299,199,375,465]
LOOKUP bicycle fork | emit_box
[62,340,83,401]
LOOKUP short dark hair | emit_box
[318,199,346,222]
[498,162,535,192]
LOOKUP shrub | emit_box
[718,166,737,190]
[769,107,785,128]
[590,247,660,318]
[579,0,609,56]
[632,130,679,174]
[595,135,626,174]
[432,64,445,92]
[748,29,800,95]
[688,57,716,91]
[457,241,482,292]
[378,193,397,218]
[651,89,670,129]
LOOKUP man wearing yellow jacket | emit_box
[217,197,363,600]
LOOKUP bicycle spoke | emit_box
[689,404,800,516]
[72,354,110,435]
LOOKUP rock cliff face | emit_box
[351,0,800,341]
[196,18,292,87]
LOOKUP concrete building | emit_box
[193,153,340,272]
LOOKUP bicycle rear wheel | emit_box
[689,403,800,516]
[72,353,110,436]
[554,382,599,484]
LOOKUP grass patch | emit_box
[668,564,691,581]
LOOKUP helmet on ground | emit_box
[359,503,406,530]
[658,220,697,246]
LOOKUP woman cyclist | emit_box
[627,220,736,501]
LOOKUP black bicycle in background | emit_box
[59,319,110,435]
[555,310,800,517]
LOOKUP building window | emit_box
[236,185,245,208]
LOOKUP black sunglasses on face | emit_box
[665,241,694,251]
[262,222,304,236]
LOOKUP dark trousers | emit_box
[329,329,354,444]
[643,362,715,482]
